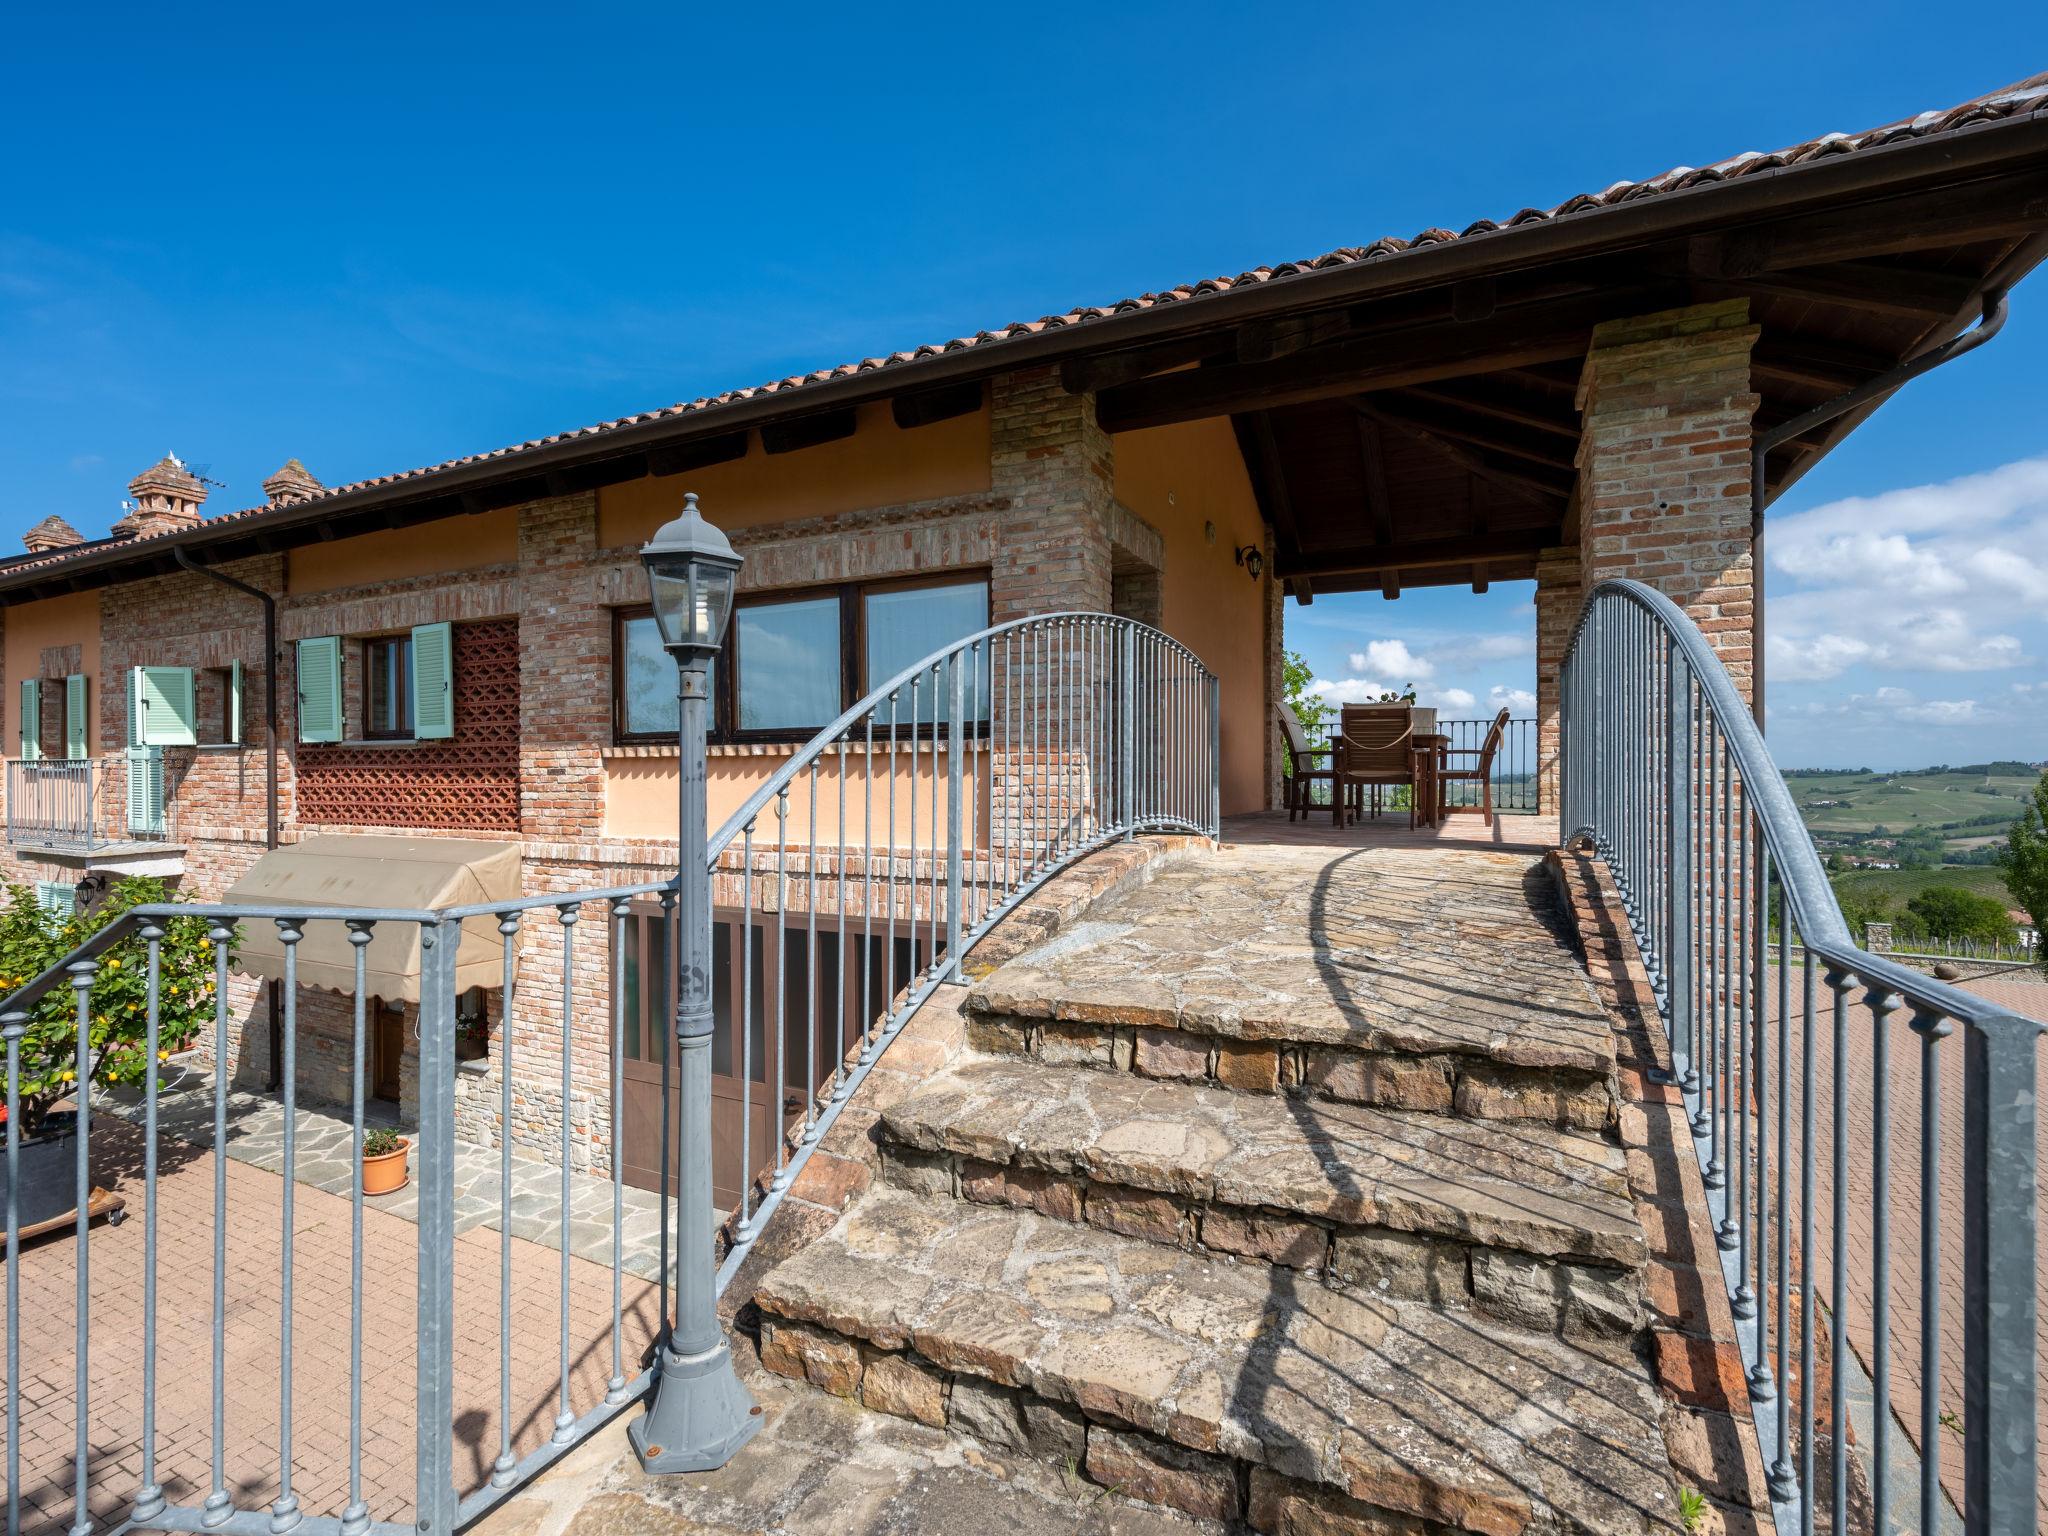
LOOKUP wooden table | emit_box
[1412,733,1448,828]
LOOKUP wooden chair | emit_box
[1334,704,1417,828]
[1437,708,1510,828]
[1277,703,1336,822]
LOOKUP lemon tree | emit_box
[0,876,233,1138]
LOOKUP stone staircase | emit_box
[749,843,1685,1534]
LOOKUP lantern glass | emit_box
[646,556,737,653]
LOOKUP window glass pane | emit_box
[367,637,414,736]
[621,613,682,738]
[621,920,642,1060]
[737,597,840,732]
[864,581,989,719]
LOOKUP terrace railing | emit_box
[2,612,1218,1536]
[4,751,170,853]
[1563,578,2040,1536]
[1287,714,1538,814]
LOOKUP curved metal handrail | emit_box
[1566,578,2039,1038]
[706,610,1213,861]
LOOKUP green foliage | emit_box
[1281,649,1327,736]
[1999,767,2048,971]
[363,1127,405,1158]
[1677,1487,1707,1533]
[0,877,232,1138]
[1904,885,2018,946]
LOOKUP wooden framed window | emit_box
[364,635,415,740]
[611,572,990,746]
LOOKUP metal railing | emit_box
[1288,714,1537,814]
[5,752,169,851]
[1563,579,2040,1536]
[2,613,1218,1535]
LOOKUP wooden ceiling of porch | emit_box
[1074,173,2048,600]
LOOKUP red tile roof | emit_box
[10,71,2047,588]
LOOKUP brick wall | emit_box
[1533,544,1582,815]
[1575,300,1759,701]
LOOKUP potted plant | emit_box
[0,877,229,1235]
[361,1127,410,1195]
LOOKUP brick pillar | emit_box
[1575,299,1760,701]
[1533,545,1581,816]
[988,369,1116,847]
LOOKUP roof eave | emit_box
[8,104,2046,603]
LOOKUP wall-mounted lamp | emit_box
[1233,544,1264,581]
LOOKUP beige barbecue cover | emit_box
[226,835,522,1002]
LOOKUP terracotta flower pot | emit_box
[361,1139,410,1196]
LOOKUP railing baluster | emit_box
[609,897,629,1405]
[4,1011,23,1536]
[740,823,757,1238]
[273,919,302,1532]
[1798,940,1817,1529]
[1912,1003,1950,1534]
[493,913,518,1486]
[1869,983,1899,1535]
[554,905,578,1445]
[134,925,165,1525]
[1829,963,1852,1536]
[343,920,373,1536]
[206,924,232,1527]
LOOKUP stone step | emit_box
[875,1056,1646,1339]
[753,1188,1678,1534]
[965,845,1619,1131]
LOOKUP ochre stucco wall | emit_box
[1112,417,1269,817]
[285,508,519,596]
[4,592,102,747]
[606,747,986,845]
[596,399,992,548]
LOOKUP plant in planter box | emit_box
[0,876,233,1228]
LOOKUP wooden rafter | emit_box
[1276,526,1557,580]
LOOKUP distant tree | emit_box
[1999,767,2048,970]
[1282,650,1327,736]
[1905,886,2018,946]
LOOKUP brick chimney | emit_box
[23,514,85,554]
[261,458,324,505]
[113,453,207,539]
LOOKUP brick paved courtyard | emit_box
[4,1113,662,1534]
[1751,963,2047,1526]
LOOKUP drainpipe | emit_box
[173,546,284,1087]
[1749,288,2010,729]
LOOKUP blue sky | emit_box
[3,5,2044,769]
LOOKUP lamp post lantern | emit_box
[627,492,761,1473]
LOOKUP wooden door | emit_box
[371,1001,405,1104]
[615,904,918,1210]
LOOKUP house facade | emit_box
[3,69,2041,1202]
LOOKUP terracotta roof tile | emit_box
[9,72,2046,586]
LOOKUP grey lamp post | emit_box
[626,492,762,1473]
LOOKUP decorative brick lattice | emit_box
[297,618,520,830]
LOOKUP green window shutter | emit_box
[135,666,197,747]
[297,636,342,743]
[65,674,89,758]
[411,622,454,739]
[125,746,164,838]
[18,678,39,760]
[228,659,244,745]
[34,879,75,928]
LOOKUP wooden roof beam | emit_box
[1276,526,1558,580]
[1360,397,1578,472]
[1356,404,1575,503]
[1707,260,1981,320]
[1702,172,2048,275]
[1096,310,1603,433]
[1395,382,1581,438]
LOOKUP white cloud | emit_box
[1431,687,1477,711]
[1768,632,1875,683]
[1308,676,1401,705]
[1347,639,1433,680]
[1893,698,1984,725]
[1487,685,1536,713]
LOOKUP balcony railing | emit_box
[1289,713,1538,814]
[1564,579,2039,1536]
[1,613,1218,1536]
[4,750,171,853]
